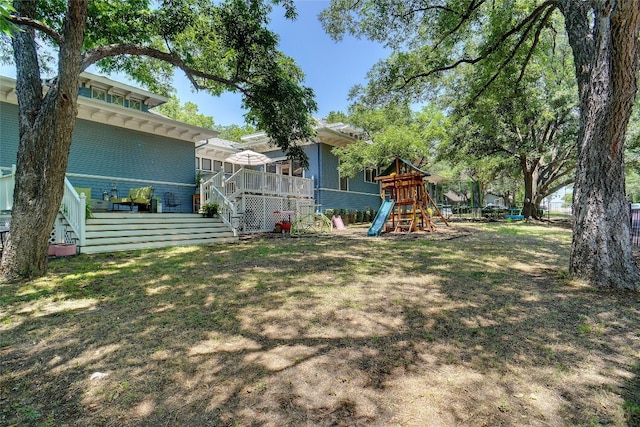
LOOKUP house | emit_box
[0,73,237,253]
[1,72,383,249]
[194,120,384,233]
[1,73,218,212]
[238,120,382,212]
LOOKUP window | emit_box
[201,158,212,171]
[224,162,234,174]
[195,157,200,169]
[91,87,106,101]
[111,94,124,106]
[128,98,141,110]
[340,176,349,191]
[279,161,291,176]
[266,163,276,174]
[292,160,303,178]
[365,167,378,183]
[339,160,348,191]
[213,160,223,172]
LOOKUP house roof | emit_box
[0,75,218,143]
[238,119,367,151]
[379,158,431,177]
[196,137,239,159]
[444,190,466,202]
[424,172,448,184]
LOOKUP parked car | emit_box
[482,204,506,217]
[482,203,505,211]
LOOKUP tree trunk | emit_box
[0,0,87,281]
[520,156,540,219]
[561,0,640,289]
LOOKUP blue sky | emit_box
[1,1,388,127]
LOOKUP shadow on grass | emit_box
[1,224,639,426]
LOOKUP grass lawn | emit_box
[1,222,639,426]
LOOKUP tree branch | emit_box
[433,0,487,51]
[396,0,558,92]
[8,15,62,44]
[391,5,461,20]
[516,6,556,87]
[80,44,253,98]
[468,13,541,104]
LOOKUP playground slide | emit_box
[368,199,395,237]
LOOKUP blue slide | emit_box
[368,199,395,236]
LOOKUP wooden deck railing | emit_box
[200,168,315,235]
[224,169,314,199]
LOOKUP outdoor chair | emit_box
[163,192,181,212]
[112,186,153,211]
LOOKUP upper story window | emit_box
[91,87,106,101]
[128,99,142,110]
[111,94,124,106]
[365,167,378,183]
[213,160,223,172]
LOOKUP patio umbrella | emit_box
[225,150,272,166]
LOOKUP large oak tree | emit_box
[0,0,317,281]
[321,0,640,289]
[440,40,579,219]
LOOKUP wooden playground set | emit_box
[368,158,448,236]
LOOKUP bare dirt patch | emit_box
[2,222,640,426]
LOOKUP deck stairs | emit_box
[79,212,237,254]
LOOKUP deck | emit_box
[201,169,316,234]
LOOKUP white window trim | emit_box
[201,158,213,171]
[339,171,349,191]
[91,87,106,101]
[111,93,124,106]
[364,167,378,183]
[128,98,142,110]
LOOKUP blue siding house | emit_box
[232,121,382,213]
[0,73,217,213]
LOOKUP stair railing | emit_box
[61,177,86,246]
[201,174,239,235]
